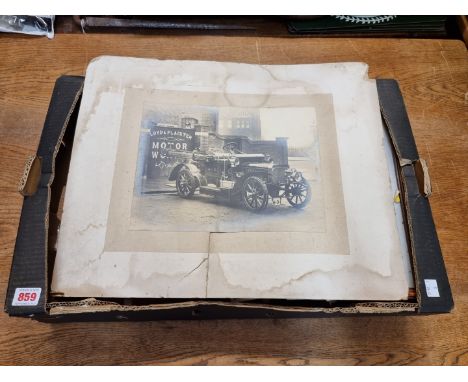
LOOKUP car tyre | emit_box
[176,168,196,198]
[241,176,269,212]
[286,179,311,208]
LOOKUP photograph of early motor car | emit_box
[171,135,311,212]
[130,104,326,233]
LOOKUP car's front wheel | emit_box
[176,169,196,198]
[285,178,311,208]
[241,176,269,212]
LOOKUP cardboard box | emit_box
[4,75,453,321]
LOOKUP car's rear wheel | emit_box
[286,179,311,208]
[176,169,196,198]
[241,176,269,211]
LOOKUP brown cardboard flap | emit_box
[414,158,432,197]
[47,298,418,316]
[18,156,42,196]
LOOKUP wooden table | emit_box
[0,34,467,366]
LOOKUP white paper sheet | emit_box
[52,57,410,300]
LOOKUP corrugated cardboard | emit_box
[4,76,453,321]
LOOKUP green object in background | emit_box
[288,16,448,37]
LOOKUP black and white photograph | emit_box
[130,102,327,233]
[101,86,349,258]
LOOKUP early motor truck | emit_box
[168,134,311,212]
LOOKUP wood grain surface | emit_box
[0,34,467,366]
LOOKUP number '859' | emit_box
[17,292,37,301]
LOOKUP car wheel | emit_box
[176,169,196,198]
[242,176,269,211]
[286,179,311,208]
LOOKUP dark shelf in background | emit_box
[54,15,464,41]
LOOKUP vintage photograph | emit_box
[130,104,326,233]
[103,88,348,255]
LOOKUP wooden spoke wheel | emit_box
[286,179,311,208]
[176,169,196,198]
[241,176,269,212]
